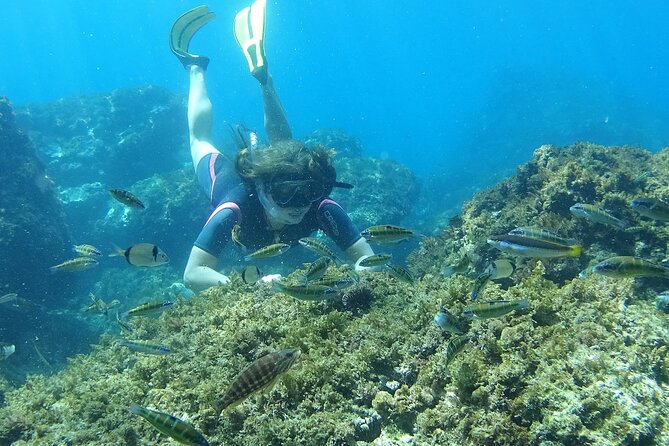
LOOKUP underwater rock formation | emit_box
[0,97,70,301]
[1,142,666,445]
[16,85,188,188]
[332,156,420,230]
[304,128,364,158]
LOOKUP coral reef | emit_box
[16,85,188,187]
[304,128,364,158]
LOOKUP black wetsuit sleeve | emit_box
[316,200,361,251]
[194,208,238,257]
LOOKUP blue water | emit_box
[2,1,668,175]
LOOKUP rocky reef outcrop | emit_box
[0,142,666,445]
[0,97,70,300]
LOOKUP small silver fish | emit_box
[121,339,172,355]
[272,281,339,301]
[123,300,174,318]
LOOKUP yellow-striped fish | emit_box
[302,257,332,283]
[444,335,472,366]
[359,254,392,267]
[72,244,102,257]
[123,300,174,318]
[487,235,581,258]
[130,404,208,446]
[215,348,301,414]
[569,203,626,229]
[592,256,669,279]
[361,225,415,244]
[244,243,290,261]
[385,263,415,284]
[272,281,339,301]
[49,257,99,273]
[463,299,530,320]
[298,237,341,263]
[231,224,247,252]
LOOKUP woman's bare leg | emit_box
[188,65,219,172]
[261,74,292,144]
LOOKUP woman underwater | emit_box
[170,2,376,292]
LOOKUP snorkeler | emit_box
[170,2,376,292]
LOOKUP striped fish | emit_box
[123,300,174,318]
[385,263,415,284]
[216,348,301,414]
[72,244,102,257]
[121,339,172,355]
[302,257,332,283]
[298,237,341,263]
[444,335,472,367]
[130,404,208,446]
[49,257,99,273]
[109,188,145,209]
[244,243,290,261]
[359,254,392,267]
[360,224,415,244]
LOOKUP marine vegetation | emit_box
[0,143,667,445]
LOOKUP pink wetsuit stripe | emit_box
[318,199,342,211]
[209,153,218,201]
[204,202,241,227]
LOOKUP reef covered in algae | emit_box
[0,142,667,445]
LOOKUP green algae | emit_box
[1,142,669,445]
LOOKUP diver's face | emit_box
[257,182,311,225]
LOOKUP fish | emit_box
[485,259,515,280]
[470,271,492,301]
[444,335,471,367]
[272,281,339,301]
[433,308,465,334]
[72,244,102,257]
[121,339,173,355]
[244,243,290,261]
[87,293,108,316]
[0,293,18,305]
[116,311,133,333]
[360,225,415,244]
[241,265,262,284]
[110,243,169,267]
[49,257,99,273]
[629,197,669,221]
[231,224,247,252]
[215,348,301,414]
[302,257,332,283]
[130,403,209,446]
[109,188,145,209]
[385,263,415,284]
[123,300,174,318]
[592,256,669,279]
[298,237,341,263]
[441,256,470,278]
[463,299,530,320]
[507,227,578,246]
[0,343,15,360]
[358,254,393,268]
[569,203,626,229]
[310,276,357,290]
[487,234,581,258]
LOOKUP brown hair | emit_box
[235,140,336,190]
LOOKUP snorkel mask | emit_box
[257,181,314,225]
[267,175,326,208]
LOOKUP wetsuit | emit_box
[194,152,360,257]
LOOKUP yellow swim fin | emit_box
[234,0,268,83]
[170,5,216,69]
